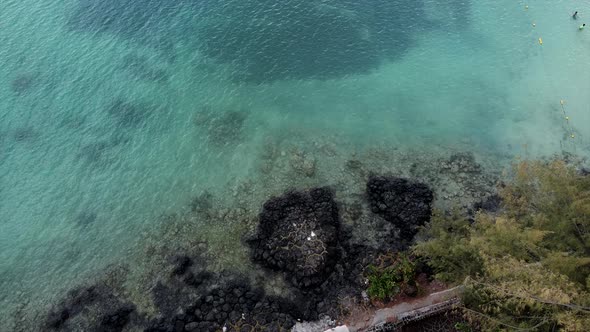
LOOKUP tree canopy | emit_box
[414,160,590,331]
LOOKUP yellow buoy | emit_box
[532,22,536,27]
[571,134,575,138]
[560,100,565,105]
[538,37,543,45]
[565,116,570,121]
[525,5,529,9]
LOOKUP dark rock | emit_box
[45,308,70,329]
[44,285,104,329]
[174,320,184,332]
[366,176,433,240]
[152,282,190,317]
[184,322,199,331]
[248,187,341,289]
[473,194,502,213]
[98,304,135,332]
[403,284,418,297]
[171,255,192,276]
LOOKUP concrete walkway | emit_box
[320,286,463,332]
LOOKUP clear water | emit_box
[1,0,589,327]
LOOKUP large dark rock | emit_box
[145,278,303,332]
[248,187,340,289]
[366,176,433,239]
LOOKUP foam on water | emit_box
[0,0,589,326]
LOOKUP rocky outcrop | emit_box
[367,176,434,239]
[146,278,303,332]
[43,175,440,331]
[248,187,340,289]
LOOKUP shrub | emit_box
[366,253,416,301]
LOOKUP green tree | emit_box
[414,159,590,330]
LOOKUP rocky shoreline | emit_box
[5,144,506,332]
[38,168,492,332]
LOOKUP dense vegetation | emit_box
[365,253,417,301]
[414,160,590,331]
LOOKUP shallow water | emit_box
[1,0,589,327]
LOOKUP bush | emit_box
[366,253,416,301]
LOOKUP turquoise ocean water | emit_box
[1,0,589,327]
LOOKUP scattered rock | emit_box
[440,152,481,174]
[290,150,317,177]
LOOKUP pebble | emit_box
[185,322,199,331]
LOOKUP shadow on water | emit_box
[68,0,182,36]
[67,0,473,82]
[74,211,98,228]
[106,98,156,128]
[428,0,472,30]
[10,73,40,95]
[120,54,170,83]
[197,0,428,82]
[67,0,208,61]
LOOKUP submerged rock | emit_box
[473,193,502,213]
[44,285,102,329]
[11,73,38,95]
[106,98,154,127]
[248,187,340,289]
[146,276,303,332]
[366,176,433,239]
[98,304,135,332]
[290,150,317,177]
